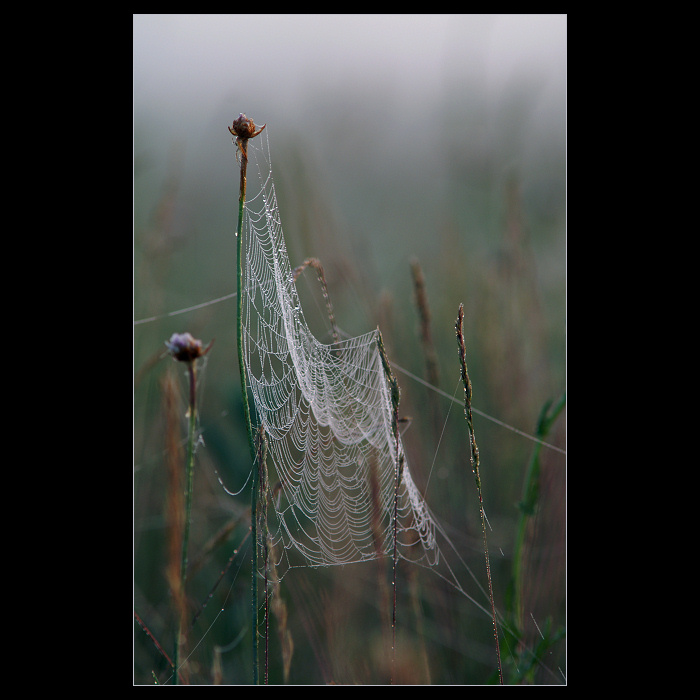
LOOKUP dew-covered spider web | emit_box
[239,130,444,583]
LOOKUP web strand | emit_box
[133,292,238,325]
[240,131,439,580]
[134,306,564,458]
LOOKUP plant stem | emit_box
[163,332,212,684]
[456,304,503,685]
[181,362,197,592]
[230,114,265,685]
[256,426,270,685]
[293,257,340,344]
[377,330,401,684]
[172,360,197,685]
[511,393,566,634]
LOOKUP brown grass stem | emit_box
[293,257,340,345]
[164,332,213,684]
[162,370,188,684]
[410,259,445,455]
[134,612,184,685]
[455,303,503,685]
[410,258,440,390]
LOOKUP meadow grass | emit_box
[133,117,565,685]
[456,303,503,684]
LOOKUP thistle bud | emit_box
[165,332,213,363]
[228,113,266,141]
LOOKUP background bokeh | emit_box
[134,14,566,685]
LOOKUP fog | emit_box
[134,14,565,136]
[134,12,567,401]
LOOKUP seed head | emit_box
[228,113,266,142]
[165,332,213,363]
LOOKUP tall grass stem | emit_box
[511,393,566,633]
[181,362,197,592]
[377,330,401,684]
[164,331,212,684]
[293,257,340,345]
[230,113,266,684]
[173,362,197,684]
[456,304,503,685]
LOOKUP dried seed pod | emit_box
[165,332,213,362]
[228,113,266,142]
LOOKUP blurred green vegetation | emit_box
[134,80,565,684]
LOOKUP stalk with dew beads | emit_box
[229,113,266,685]
[455,304,503,685]
[164,331,213,684]
[377,330,402,684]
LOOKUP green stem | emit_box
[377,331,400,684]
[256,428,270,685]
[511,393,565,633]
[235,133,260,685]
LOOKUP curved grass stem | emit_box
[456,304,503,685]
[511,393,566,634]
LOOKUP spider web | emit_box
[240,131,440,579]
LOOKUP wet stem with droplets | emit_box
[231,116,264,685]
[456,303,503,685]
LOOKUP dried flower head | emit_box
[228,113,266,143]
[165,332,214,363]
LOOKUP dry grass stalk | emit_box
[162,370,188,684]
[456,303,503,685]
[293,257,340,345]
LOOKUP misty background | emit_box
[134,12,566,398]
[134,14,566,684]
